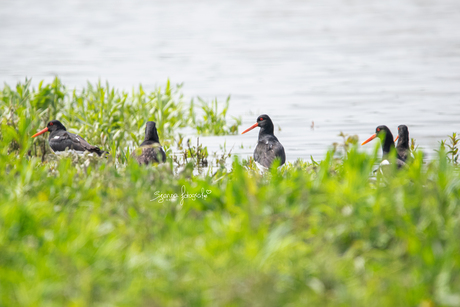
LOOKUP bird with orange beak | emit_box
[241,114,285,168]
[32,120,106,156]
[361,125,405,168]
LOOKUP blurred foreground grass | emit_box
[1,79,460,306]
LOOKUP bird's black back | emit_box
[48,129,106,156]
[396,125,410,162]
[132,121,166,164]
[254,134,286,168]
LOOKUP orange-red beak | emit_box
[394,136,399,142]
[361,133,377,145]
[31,127,49,138]
[241,123,258,134]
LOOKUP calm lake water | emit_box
[1,0,460,161]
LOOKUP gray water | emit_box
[1,0,460,161]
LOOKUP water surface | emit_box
[1,0,460,161]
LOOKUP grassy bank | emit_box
[1,80,460,306]
[0,78,240,163]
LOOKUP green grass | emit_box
[0,78,241,162]
[1,79,460,306]
[189,96,241,135]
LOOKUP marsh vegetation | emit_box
[1,79,460,306]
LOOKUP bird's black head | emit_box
[46,120,67,133]
[256,114,273,130]
[144,121,160,142]
[397,125,409,137]
[375,125,391,139]
[362,125,394,146]
[31,119,66,138]
[396,125,409,147]
[242,114,275,135]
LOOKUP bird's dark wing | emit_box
[272,142,286,165]
[254,136,286,168]
[397,149,409,162]
[132,143,166,165]
[49,132,106,156]
[49,132,75,152]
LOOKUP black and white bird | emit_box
[31,120,107,156]
[241,114,286,169]
[361,125,405,168]
[131,121,166,165]
[394,124,410,163]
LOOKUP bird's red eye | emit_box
[49,122,53,126]
[259,117,263,121]
[377,128,380,132]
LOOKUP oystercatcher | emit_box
[394,125,410,162]
[132,121,166,164]
[31,120,107,156]
[361,125,405,168]
[241,114,286,168]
